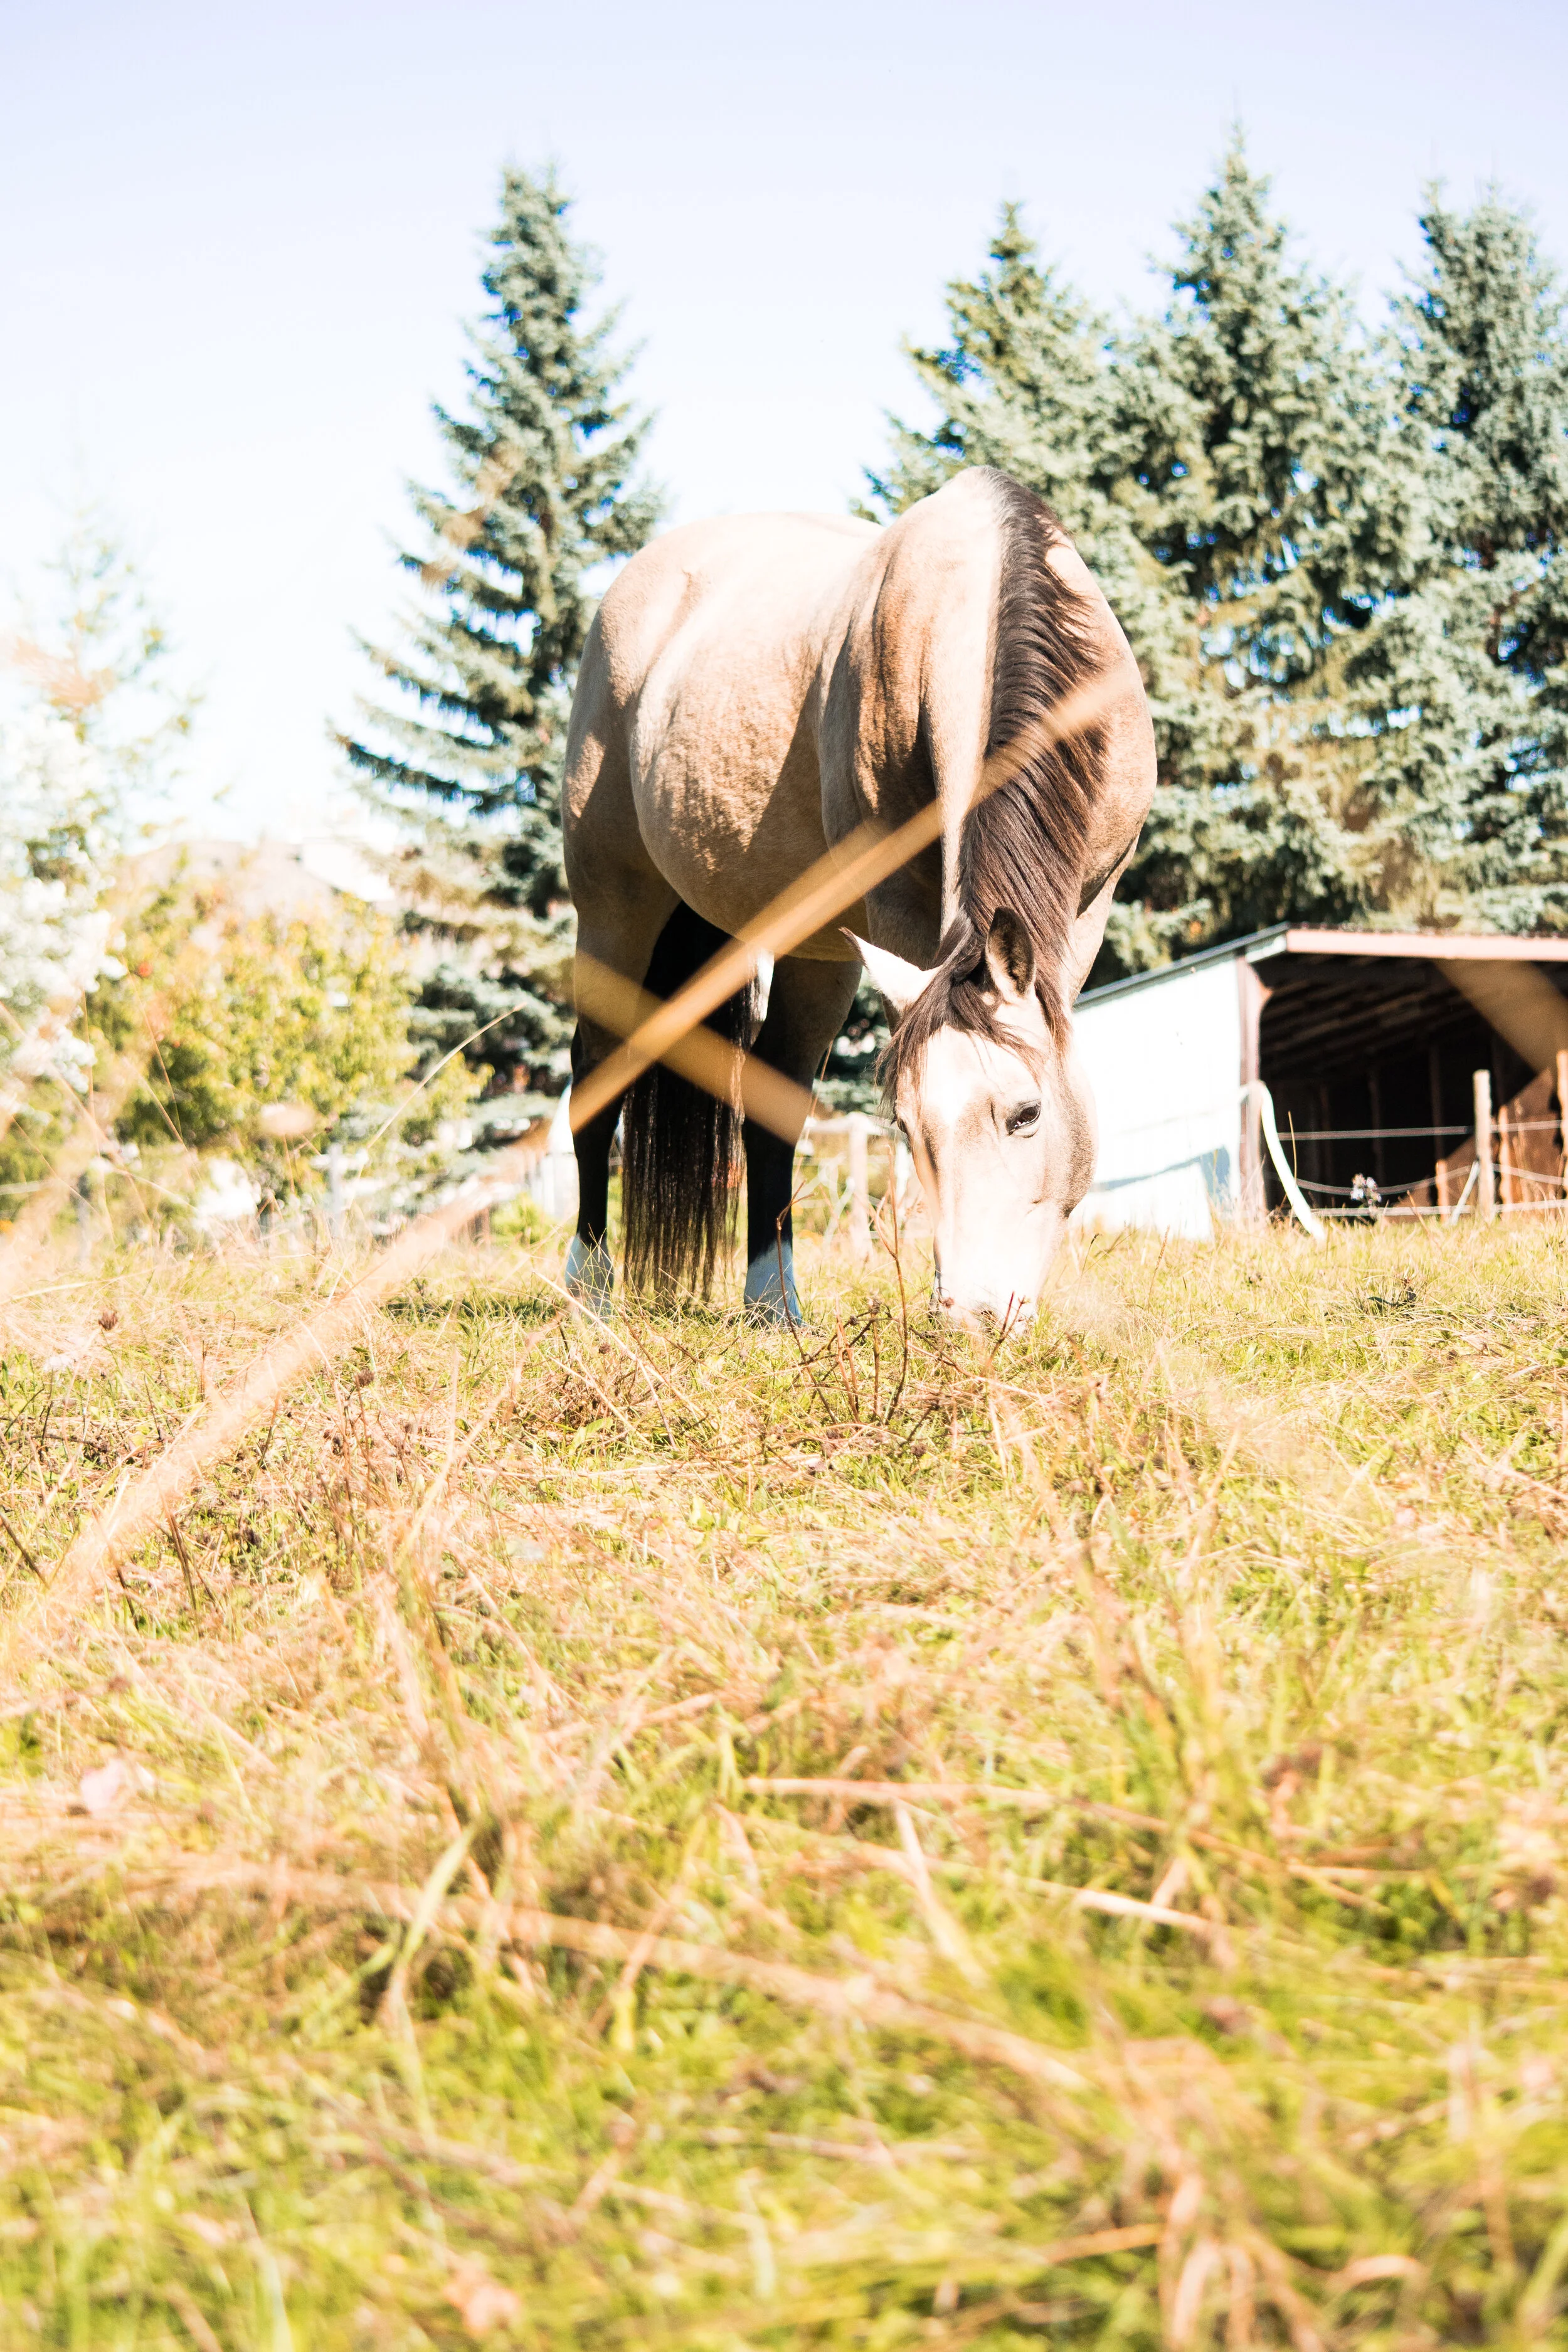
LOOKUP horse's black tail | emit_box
[621,902,755,1301]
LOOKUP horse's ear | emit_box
[983,909,1035,1004]
[842,931,933,1017]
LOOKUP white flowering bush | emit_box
[0,710,117,1091]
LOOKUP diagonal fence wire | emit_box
[0,1163,531,1680]
[566,673,1121,1138]
[572,953,815,1142]
[0,669,1122,1683]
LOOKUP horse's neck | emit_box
[844,474,1144,995]
[838,493,1003,850]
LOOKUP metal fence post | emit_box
[1473,1069,1496,1222]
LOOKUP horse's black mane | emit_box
[881,469,1105,1095]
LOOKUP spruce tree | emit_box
[867,206,1110,528]
[1113,140,1392,688]
[342,167,659,1120]
[1103,137,1399,964]
[1360,192,1568,931]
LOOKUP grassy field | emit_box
[2,1216,1568,2348]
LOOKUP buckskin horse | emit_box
[560,465,1155,1331]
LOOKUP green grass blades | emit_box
[1,1219,1568,2346]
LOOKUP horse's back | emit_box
[563,475,1151,959]
[593,511,877,701]
[566,512,880,941]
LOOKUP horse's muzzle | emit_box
[933,1283,1035,1338]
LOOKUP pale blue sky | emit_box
[3,0,1565,841]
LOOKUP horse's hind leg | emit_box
[743,956,861,1325]
[564,1027,623,1315]
[566,872,677,1315]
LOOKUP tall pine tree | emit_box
[342,167,659,1121]
[1356,192,1568,931]
[867,206,1110,527]
[1103,137,1406,964]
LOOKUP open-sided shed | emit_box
[1072,926,1568,1237]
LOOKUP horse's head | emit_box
[849,912,1094,1334]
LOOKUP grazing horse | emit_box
[561,467,1155,1330]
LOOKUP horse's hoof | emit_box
[743,1247,803,1329]
[564,1235,615,1320]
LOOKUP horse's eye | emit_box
[1005,1100,1041,1136]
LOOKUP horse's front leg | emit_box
[743,956,861,1325]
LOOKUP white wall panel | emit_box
[1071,958,1243,1239]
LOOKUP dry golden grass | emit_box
[1,1216,1568,2348]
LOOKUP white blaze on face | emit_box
[847,916,1096,1334]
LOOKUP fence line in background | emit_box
[1268,1059,1568,1225]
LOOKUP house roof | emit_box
[125,837,378,925]
[1077,924,1568,1009]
